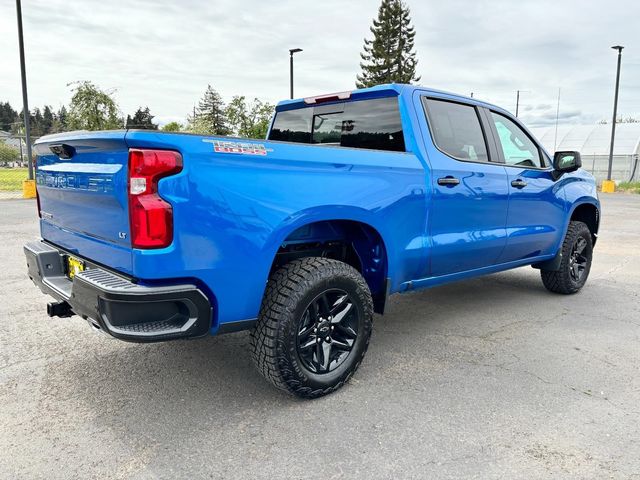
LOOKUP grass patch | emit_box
[0,168,29,191]
[617,181,640,194]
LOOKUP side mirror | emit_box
[553,151,582,173]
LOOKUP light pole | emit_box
[606,45,624,185]
[515,90,530,118]
[15,0,33,180]
[289,48,303,99]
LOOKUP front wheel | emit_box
[250,258,373,399]
[541,220,593,294]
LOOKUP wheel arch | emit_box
[266,212,390,314]
[569,201,600,245]
[533,200,600,272]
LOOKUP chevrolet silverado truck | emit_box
[25,84,599,398]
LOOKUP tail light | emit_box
[128,149,182,249]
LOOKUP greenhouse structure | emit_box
[530,123,640,184]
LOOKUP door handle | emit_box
[511,179,527,189]
[437,176,460,186]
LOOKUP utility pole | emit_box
[607,46,624,182]
[515,90,531,118]
[553,88,561,151]
[289,48,303,99]
[15,0,33,180]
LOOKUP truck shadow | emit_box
[58,268,550,449]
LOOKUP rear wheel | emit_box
[250,257,373,399]
[541,221,593,294]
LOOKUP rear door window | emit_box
[269,97,405,152]
[422,98,489,162]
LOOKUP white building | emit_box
[530,124,640,183]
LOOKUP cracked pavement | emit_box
[1,194,639,479]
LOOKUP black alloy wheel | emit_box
[541,220,593,294]
[568,236,589,282]
[296,289,360,374]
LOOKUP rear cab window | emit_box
[269,97,406,152]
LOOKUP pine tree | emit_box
[189,85,230,135]
[42,106,54,134]
[126,106,158,129]
[52,106,68,133]
[356,0,420,88]
[31,108,44,137]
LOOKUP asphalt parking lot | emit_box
[1,194,639,479]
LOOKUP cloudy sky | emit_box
[1,0,638,127]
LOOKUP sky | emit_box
[1,0,639,128]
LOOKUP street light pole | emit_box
[607,45,624,182]
[515,89,531,118]
[15,0,33,180]
[289,48,303,99]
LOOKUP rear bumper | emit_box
[24,240,212,342]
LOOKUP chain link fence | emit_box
[581,154,640,185]
[579,154,639,185]
[0,134,36,199]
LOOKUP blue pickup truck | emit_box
[25,84,599,398]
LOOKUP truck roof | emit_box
[276,83,507,115]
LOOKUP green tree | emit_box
[126,106,158,130]
[4,104,60,136]
[66,81,123,131]
[57,106,68,126]
[225,96,248,136]
[30,108,44,137]
[161,121,183,132]
[356,0,420,88]
[14,108,41,137]
[0,142,21,166]
[50,106,68,133]
[42,106,54,134]
[226,96,274,138]
[188,85,230,135]
[0,102,18,132]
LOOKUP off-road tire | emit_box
[250,257,373,399]
[541,220,593,294]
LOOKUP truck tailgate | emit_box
[34,131,132,274]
